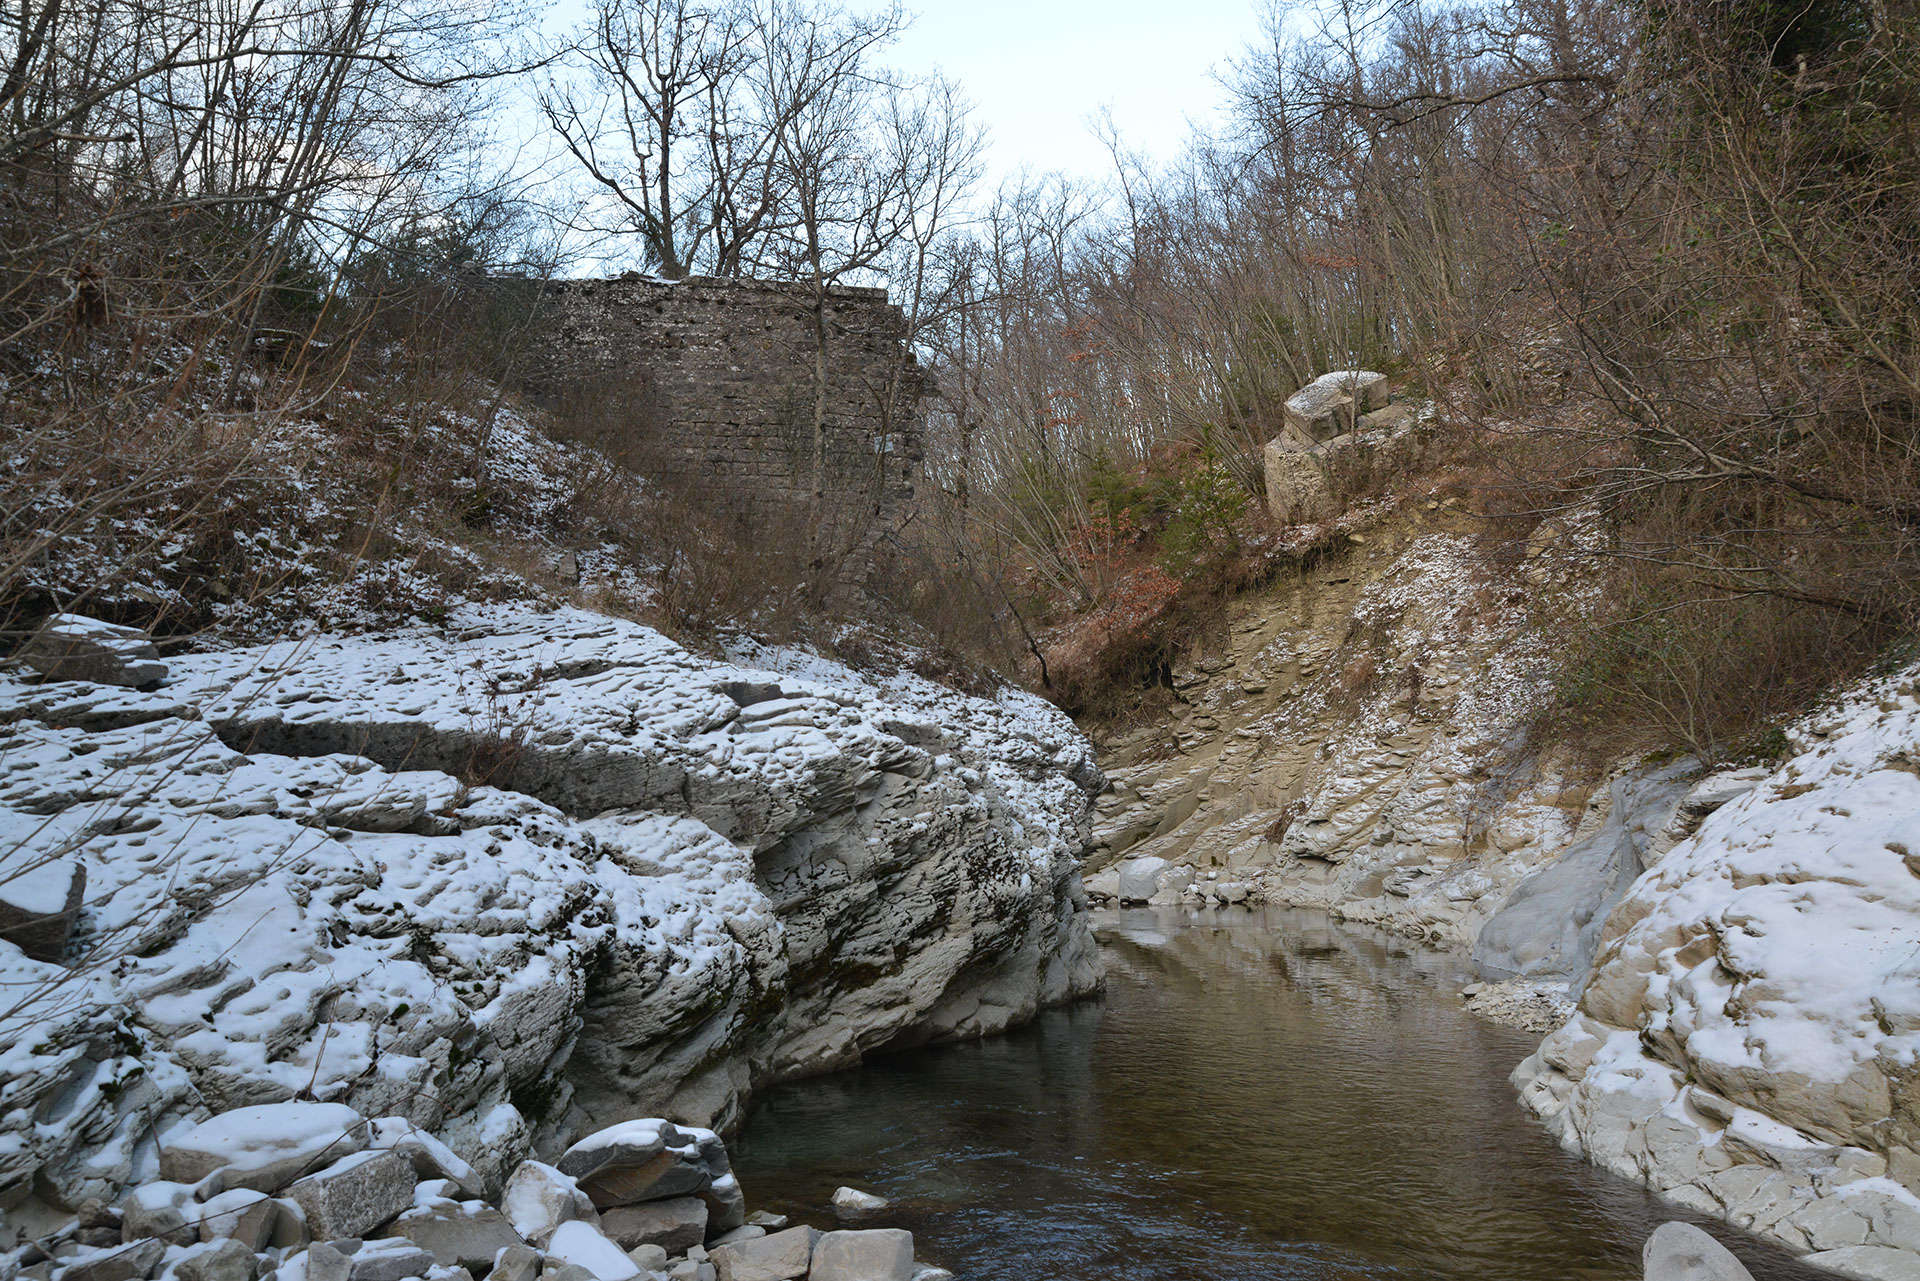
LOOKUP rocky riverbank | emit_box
[1513,666,1920,1281]
[0,1099,951,1281]
[0,607,1104,1270]
[1070,407,1920,1276]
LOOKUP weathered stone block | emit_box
[161,1103,369,1194]
[708,1226,817,1281]
[809,1229,916,1281]
[599,1197,707,1254]
[377,1201,524,1272]
[1281,370,1389,442]
[20,615,166,688]
[282,1151,415,1240]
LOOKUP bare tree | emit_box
[541,0,748,278]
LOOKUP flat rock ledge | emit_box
[0,606,1103,1246]
[0,1105,953,1281]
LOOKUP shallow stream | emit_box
[734,907,1825,1281]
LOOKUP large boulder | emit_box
[555,1119,730,1210]
[544,1220,643,1281]
[171,1237,257,1281]
[339,1237,436,1281]
[378,1200,526,1273]
[193,1188,286,1251]
[281,1150,415,1240]
[1262,437,1335,525]
[118,1181,200,1245]
[809,1230,916,1281]
[18,614,167,688]
[599,1196,707,1253]
[1642,1222,1754,1281]
[1281,370,1389,443]
[1115,856,1170,904]
[160,1103,370,1194]
[502,1162,599,1248]
[1263,404,1425,526]
[709,1226,817,1281]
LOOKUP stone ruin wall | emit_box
[525,276,927,542]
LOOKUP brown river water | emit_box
[732,906,1828,1281]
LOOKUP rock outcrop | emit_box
[1263,371,1428,524]
[1091,383,1920,1271]
[1513,666,1920,1280]
[18,615,167,689]
[1087,502,1632,952]
[1470,760,1699,983]
[0,606,1102,1225]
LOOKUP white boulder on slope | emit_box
[1515,662,1920,1277]
[0,605,1104,1216]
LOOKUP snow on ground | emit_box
[7,388,659,643]
[1515,659,1920,1278]
[0,605,1103,1220]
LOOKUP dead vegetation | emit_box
[903,0,1919,756]
[3,0,1914,755]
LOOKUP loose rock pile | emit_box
[1,1104,948,1281]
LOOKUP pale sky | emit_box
[889,0,1262,184]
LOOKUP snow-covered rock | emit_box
[160,1103,368,1192]
[543,1219,642,1280]
[501,1162,598,1248]
[1515,663,1920,1272]
[0,606,1103,1218]
[829,1187,888,1215]
[18,614,167,689]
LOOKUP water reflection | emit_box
[733,907,1823,1281]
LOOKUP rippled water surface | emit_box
[733,907,1826,1281]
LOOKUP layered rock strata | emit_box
[0,607,1102,1229]
[1086,503,1629,958]
[1514,667,1920,1280]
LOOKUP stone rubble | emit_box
[0,1106,954,1281]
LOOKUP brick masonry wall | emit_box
[523,276,926,544]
